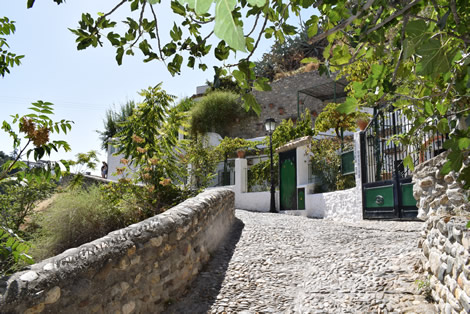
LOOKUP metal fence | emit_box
[362,106,447,184]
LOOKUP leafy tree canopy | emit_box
[23,0,470,186]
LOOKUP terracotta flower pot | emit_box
[357,118,369,131]
[236,150,246,158]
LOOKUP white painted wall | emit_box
[230,157,280,211]
[296,145,310,186]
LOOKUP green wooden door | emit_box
[280,150,296,211]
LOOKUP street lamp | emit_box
[264,118,277,213]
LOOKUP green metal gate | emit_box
[280,149,296,211]
[360,105,446,219]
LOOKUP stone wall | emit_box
[414,152,470,313]
[0,188,235,313]
[227,71,341,139]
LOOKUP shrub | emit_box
[30,185,138,260]
[190,91,254,137]
[0,179,55,235]
[308,137,355,192]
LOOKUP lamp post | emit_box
[264,118,277,213]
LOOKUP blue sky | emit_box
[0,1,316,174]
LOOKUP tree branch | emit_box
[149,4,165,63]
[129,2,147,49]
[450,0,460,25]
[246,13,260,38]
[0,140,31,181]
[309,0,375,44]
[362,0,422,37]
[245,14,269,62]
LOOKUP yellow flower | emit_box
[159,178,171,186]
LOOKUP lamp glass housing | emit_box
[264,118,276,133]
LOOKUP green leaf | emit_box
[416,39,457,78]
[179,0,213,15]
[352,82,366,98]
[213,0,246,52]
[301,57,319,64]
[246,0,266,6]
[336,97,357,114]
[458,137,470,150]
[253,78,271,91]
[148,0,160,4]
[116,47,124,65]
[403,155,414,171]
[424,101,433,116]
[242,93,260,115]
[307,19,318,37]
[437,118,450,134]
[405,20,427,37]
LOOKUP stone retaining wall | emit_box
[414,152,470,313]
[0,188,235,313]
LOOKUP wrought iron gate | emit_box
[360,106,446,219]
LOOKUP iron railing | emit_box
[362,106,447,184]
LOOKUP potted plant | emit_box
[356,115,370,131]
[236,148,246,158]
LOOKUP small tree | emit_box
[115,84,188,216]
[0,102,72,276]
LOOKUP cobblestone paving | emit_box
[164,210,436,314]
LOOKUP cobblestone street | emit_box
[164,210,436,314]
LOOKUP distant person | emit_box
[101,161,108,179]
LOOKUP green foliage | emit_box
[180,135,220,190]
[98,101,136,151]
[30,185,139,260]
[0,179,55,234]
[115,84,190,215]
[1,102,73,276]
[54,0,470,188]
[0,226,33,277]
[0,101,73,182]
[247,157,278,192]
[70,150,99,173]
[315,103,371,138]
[67,150,100,189]
[308,137,355,193]
[205,75,243,94]
[190,91,254,137]
[0,17,24,77]
[270,109,314,150]
[216,137,260,160]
